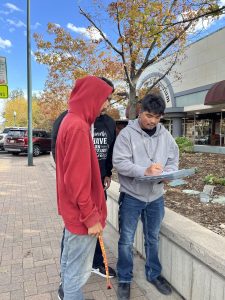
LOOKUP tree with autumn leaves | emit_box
[2,90,44,128]
[34,0,225,120]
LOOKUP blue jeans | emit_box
[61,179,107,269]
[60,228,104,269]
[61,229,97,300]
[117,193,165,283]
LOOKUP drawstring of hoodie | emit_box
[91,123,94,139]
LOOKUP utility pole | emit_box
[27,0,33,166]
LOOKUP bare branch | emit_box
[79,7,122,56]
[144,22,192,71]
[134,5,225,45]
[115,4,132,86]
[147,54,179,91]
[162,5,225,27]
[136,39,157,78]
[136,0,178,80]
[110,97,127,107]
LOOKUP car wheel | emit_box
[33,145,41,157]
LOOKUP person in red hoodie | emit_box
[56,75,113,300]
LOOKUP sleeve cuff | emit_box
[82,211,100,228]
[135,166,147,177]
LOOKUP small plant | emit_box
[175,136,193,154]
[204,174,215,184]
[194,167,199,173]
[204,174,225,186]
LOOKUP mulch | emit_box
[112,152,225,237]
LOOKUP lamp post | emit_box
[13,111,17,126]
[27,0,33,166]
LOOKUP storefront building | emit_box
[137,27,225,147]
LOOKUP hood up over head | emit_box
[68,76,113,125]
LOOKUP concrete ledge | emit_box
[194,145,225,154]
[107,181,225,300]
[161,209,225,278]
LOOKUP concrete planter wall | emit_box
[107,181,225,300]
[194,145,225,154]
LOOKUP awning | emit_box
[205,80,225,105]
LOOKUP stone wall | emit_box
[107,181,225,300]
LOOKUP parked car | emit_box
[4,128,51,156]
[0,127,21,150]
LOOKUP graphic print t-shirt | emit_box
[93,114,116,179]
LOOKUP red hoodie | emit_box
[56,76,113,235]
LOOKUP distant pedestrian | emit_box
[113,93,179,299]
[56,75,113,300]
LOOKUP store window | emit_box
[183,117,194,141]
[194,119,211,145]
[181,112,225,146]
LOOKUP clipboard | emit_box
[136,168,196,182]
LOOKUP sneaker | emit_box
[148,275,172,295]
[91,265,116,278]
[117,282,130,299]
[58,282,64,300]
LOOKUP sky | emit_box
[0,0,225,122]
[0,0,106,93]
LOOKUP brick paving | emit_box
[0,153,148,300]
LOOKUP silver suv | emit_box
[0,127,18,150]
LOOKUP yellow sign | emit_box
[0,85,8,98]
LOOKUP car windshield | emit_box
[7,130,26,137]
[3,128,12,134]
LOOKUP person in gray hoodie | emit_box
[113,93,179,299]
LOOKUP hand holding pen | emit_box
[144,163,163,176]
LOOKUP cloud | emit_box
[194,17,214,31]
[31,22,41,30]
[178,2,225,34]
[0,10,9,15]
[193,8,225,32]
[67,23,105,41]
[5,3,22,12]
[0,3,22,15]
[0,37,12,49]
[54,23,61,28]
[6,18,26,28]
[31,51,39,62]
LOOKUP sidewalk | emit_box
[0,153,148,300]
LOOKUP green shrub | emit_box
[204,174,225,186]
[175,136,193,153]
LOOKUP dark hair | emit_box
[99,77,115,93]
[141,93,165,115]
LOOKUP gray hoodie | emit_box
[113,119,179,202]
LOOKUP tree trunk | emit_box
[129,85,137,120]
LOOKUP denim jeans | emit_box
[60,228,103,269]
[117,193,165,283]
[61,181,107,269]
[61,228,97,300]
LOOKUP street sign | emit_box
[0,85,8,98]
[0,56,8,98]
[0,56,7,85]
